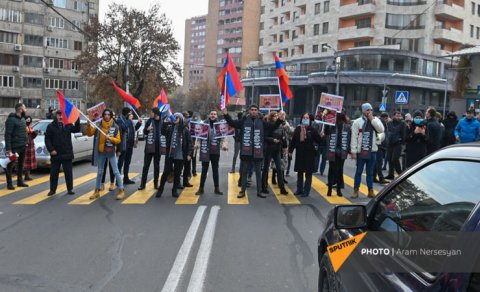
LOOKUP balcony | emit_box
[338,26,376,40]
[432,27,463,44]
[339,1,376,18]
[435,2,464,21]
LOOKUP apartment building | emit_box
[183,15,207,90]
[184,0,261,92]
[0,0,98,113]
[243,0,480,117]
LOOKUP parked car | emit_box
[318,143,480,291]
[0,119,94,168]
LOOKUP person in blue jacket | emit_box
[455,109,480,143]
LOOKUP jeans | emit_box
[315,145,327,174]
[96,153,123,190]
[200,155,220,188]
[101,158,115,184]
[140,152,161,187]
[261,149,285,190]
[118,147,133,180]
[240,157,262,193]
[5,146,26,186]
[50,159,73,193]
[354,152,377,190]
[296,172,313,195]
[231,141,240,172]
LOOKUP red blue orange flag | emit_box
[217,52,243,109]
[153,88,169,108]
[273,53,293,104]
[56,90,80,125]
[111,81,141,109]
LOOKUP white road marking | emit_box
[186,205,220,292]
[161,205,207,292]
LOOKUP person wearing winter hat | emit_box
[405,110,428,168]
[443,111,458,146]
[138,107,163,190]
[350,103,384,198]
[454,108,480,143]
[156,112,193,198]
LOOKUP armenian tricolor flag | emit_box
[56,90,80,124]
[217,52,243,109]
[273,53,293,104]
[111,81,141,109]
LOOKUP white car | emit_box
[133,119,145,141]
[0,119,94,168]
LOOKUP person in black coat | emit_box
[156,112,193,198]
[442,111,458,147]
[138,107,163,190]
[44,110,80,196]
[288,113,322,197]
[425,107,442,155]
[384,111,406,179]
[405,111,428,168]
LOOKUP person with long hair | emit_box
[23,115,37,181]
[288,113,322,197]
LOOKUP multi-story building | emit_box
[244,0,480,117]
[184,0,261,96]
[0,0,98,114]
[183,15,207,90]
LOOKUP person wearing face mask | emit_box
[45,110,81,196]
[442,111,458,146]
[288,113,322,197]
[23,116,37,181]
[350,103,384,199]
[195,110,228,196]
[405,111,428,168]
[4,103,29,190]
[384,111,405,180]
[223,105,283,198]
[87,109,125,200]
[156,112,193,198]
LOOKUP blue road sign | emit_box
[379,104,386,112]
[395,91,409,104]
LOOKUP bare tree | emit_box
[185,81,219,118]
[77,2,181,112]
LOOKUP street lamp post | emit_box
[443,69,449,118]
[322,43,340,95]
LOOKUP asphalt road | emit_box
[0,139,380,292]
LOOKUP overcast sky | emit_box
[99,0,208,68]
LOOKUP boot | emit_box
[156,186,164,198]
[271,170,277,185]
[138,185,145,190]
[17,177,29,187]
[172,190,179,198]
[214,187,224,195]
[109,182,116,191]
[351,188,359,199]
[90,189,100,200]
[196,188,204,196]
[7,184,15,190]
[100,183,105,191]
[326,187,332,197]
[237,191,245,198]
[336,186,343,197]
[368,189,375,198]
[154,181,159,190]
[116,189,125,200]
[24,171,33,181]
[280,188,288,195]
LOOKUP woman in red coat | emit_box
[24,116,37,180]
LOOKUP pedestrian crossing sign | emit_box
[395,91,409,104]
[379,104,386,112]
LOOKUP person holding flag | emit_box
[218,51,243,109]
[44,91,82,196]
[273,53,293,109]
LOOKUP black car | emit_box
[318,143,480,291]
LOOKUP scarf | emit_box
[169,124,183,159]
[199,120,220,162]
[327,124,350,161]
[300,125,307,142]
[359,116,374,159]
[241,116,264,159]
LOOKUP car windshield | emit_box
[32,121,50,134]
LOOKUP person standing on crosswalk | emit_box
[156,112,193,198]
[116,107,142,185]
[350,103,384,198]
[195,110,228,196]
[87,109,125,200]
[223,105,283,198]
[138,107,163,190]
[45,110,81,196]
[288,113,322,197]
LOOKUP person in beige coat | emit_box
[350,103,384,198]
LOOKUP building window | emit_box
[0,31,19,44]
[0,97,18,108]
[260,22,264,30]
[356,18,371,28]
[322,22,329,34]
[0,8,22,23]
[324,1,330,13]
[47,38,68,49]
[477,27,480,39]
[50,17,64,28]
[291,49,295,56]
[0,76,14,88]
[0,54,19,66]
[313,24,320,35]
[53,0,66,8]
[261,6,265,14]
[23,99,41,109]
[23,77,43,88]
[471,25,475,37]
[354,40,370,47]
[312,44,319,53]
[24,13,44,25]
[315,3,321,14]
[24,34,43,46]
[472,2,476,14]
[24,56,43,68]
[48,58,65,69]
[385,13,425,29]
[321,43,328,52]
[74,41,83,50]
[259,38,263,46]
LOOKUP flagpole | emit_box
[223,71,228,109]
[127,104,140,119]
[78,110,108,137]
[277,76,284,112]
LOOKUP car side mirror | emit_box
[334,205,367,229]
[74,133,83,138]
